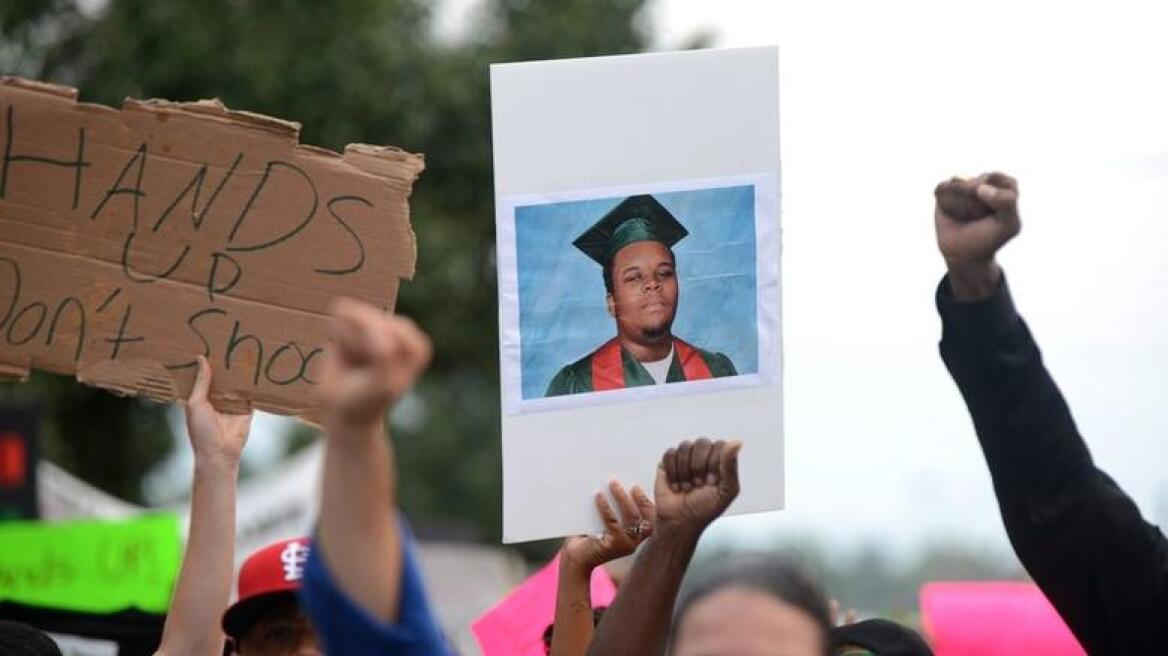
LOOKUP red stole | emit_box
[590,337,713,391]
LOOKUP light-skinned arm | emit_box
[315,298,432,621]
[156,356,252,656]
[550,480,655,656]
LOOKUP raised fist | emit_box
[317,298,433,430]
[934,172,1021,267]
[654,438,742,537]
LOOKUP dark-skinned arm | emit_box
[550,481,655,656]
[587,439,741,656]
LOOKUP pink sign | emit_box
[920,582,1085,656]
[472,555,617,656]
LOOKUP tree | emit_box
[0,0,655,554]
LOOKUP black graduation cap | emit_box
[572,194,689,266]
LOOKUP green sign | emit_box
[0,513,180,613]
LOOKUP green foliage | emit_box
[0,0,657,551]
[0,373,172,504]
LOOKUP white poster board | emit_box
[492,47,783,543]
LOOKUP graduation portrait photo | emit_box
[498,174,780,415]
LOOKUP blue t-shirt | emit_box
[299,530,451,655]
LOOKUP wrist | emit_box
[655,520,704,546]
[192,453,240,477]
[945,258,1001,302]
[560,550,597,576]
[325,415,384,447]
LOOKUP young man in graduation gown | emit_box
[546,194,737,397]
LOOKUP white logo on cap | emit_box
[280,541,310,582]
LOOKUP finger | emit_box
[932,178,959,201]
[609,480,641,526]
[662,448,680,493]
[706,441,724,486]
[690,438,713,487]
[189,355,211,403]
[631,485,656,536]
[654,462,670,500]
[676,440,693,492]
[984,171,1018,192]
[331,298,391,364]
[352,307,393,363]
[976,183,1019,226]
[389,316,433,374]
[329,302,367,365]
[935,178,990,221]
[594,492,621,532]
[719,440,743,497]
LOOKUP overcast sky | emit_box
[634,0,1168,560]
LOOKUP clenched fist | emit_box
[933,172,1021,301]
[317,298,433,431]
[654,438,742,538]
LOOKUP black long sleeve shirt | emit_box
[936,275,1168,655]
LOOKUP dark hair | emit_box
[603,245,676,294]
[542,606,608,653]
[671,554,833,656]
[0,621,62,656]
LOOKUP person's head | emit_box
[542,606,607,654]
[573,194,689,349]
[0,621,61,656]
[670,554,833,656]
[606,240,679,345]
[222,538,320,656]
[231,595,318,656]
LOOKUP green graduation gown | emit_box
[545,337,737,397]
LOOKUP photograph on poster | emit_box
[501,176,779,414]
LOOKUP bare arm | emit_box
[156,357,252,656]
[587,439,741,656]
[315,299,432,621]
[551,482,654,656]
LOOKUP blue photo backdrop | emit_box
[515,184,758,400]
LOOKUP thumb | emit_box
[190,355,212,403]
[719,440,743,499]
[654,462,670,502]
[976,181,1020,227]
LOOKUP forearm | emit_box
[550,556,596,656]
[588,525,699,656]
[157,457,239,656]
[938,272,1095,500]
[318,420,402,623]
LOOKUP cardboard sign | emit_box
[471,554,617,656]
[0,77,423,418]
[0,513,181,614]
[920,582,1086,655]
[490,47,783,542]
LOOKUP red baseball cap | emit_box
[221,538,312,640]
